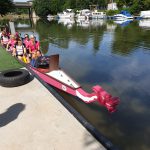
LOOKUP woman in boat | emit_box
[0,31,10,48]
[1,25,10,37]
[28,35,41,59]
[6,34,17,52]
[23,34,30,51]
[12,38,30,63]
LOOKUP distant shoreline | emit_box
[0,14,29,20]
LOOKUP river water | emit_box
[14,18,150,150]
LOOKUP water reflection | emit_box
[114,19,133,27]
[76,19,90,28]
[139,19,150,29]
[57,18,107,29]
[89,19,106,27]
[14,19,32,29]
[58,18,75,29]
[10,18,150,150]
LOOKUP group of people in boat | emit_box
[0,26,42,64]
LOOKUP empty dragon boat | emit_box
[30,54,120,113]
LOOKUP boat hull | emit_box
[114,14,133,20]
[30,65,120,113]
[31,67,79,96]
[57,13,75,19]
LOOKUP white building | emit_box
[107,3,118,10]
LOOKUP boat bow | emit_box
[76,85,120,113]
[30,55,120,113]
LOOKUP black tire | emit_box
[0,69,31,87]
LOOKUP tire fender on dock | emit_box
[0,69,31,87]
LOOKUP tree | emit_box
[115,0,150,14]
[12,8,28,15]
[0,0,14,16]
[33,0,150,17]
[49,0,64,14]
[33,0,51,17]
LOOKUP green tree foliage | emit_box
[116,0,150,14]
[12,8,28,15]
[0,0,14,16]
[33,0,108,17]
[49,0,64,14]
[33,0,51,17]
[74,0,90,10]
[33,0,150,17]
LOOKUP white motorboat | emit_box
[90,10,106,19]
[57,9,75,19]
[76,9,91,20]
[114,10,133,20]
[47,14,55,21]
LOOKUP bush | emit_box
[106,10,119,16]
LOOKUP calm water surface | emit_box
[15,18,150,150]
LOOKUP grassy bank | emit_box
[0,47,22,72]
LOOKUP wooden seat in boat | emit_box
[36,54,59,73]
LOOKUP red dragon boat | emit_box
[30,54,120,113]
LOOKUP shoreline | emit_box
[0,14,29,20]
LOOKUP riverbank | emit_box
[0,47,22,71]
[0,14,29,20]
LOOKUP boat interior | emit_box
[36,54,80,88]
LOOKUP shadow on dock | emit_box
[0,103,25,127]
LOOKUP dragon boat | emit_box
[29,54,120,113]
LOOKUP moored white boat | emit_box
[89,10,106,19]
[76,9,91,20]
[57,9,75,19]
[47,14,55,21]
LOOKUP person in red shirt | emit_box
[6,34,17,52]
[0,31,10,48]
[23,34,30,53]
[28,35,40,57]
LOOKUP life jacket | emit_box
[14,43,25,56]
[8,39,16,51]
[28,40,40,52]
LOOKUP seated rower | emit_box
[6,34,17,52]
[12,39,30,63]
[0,31,10,48]
[23,34,30,53]
[30,50,42,67]
[28,35,41,59]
